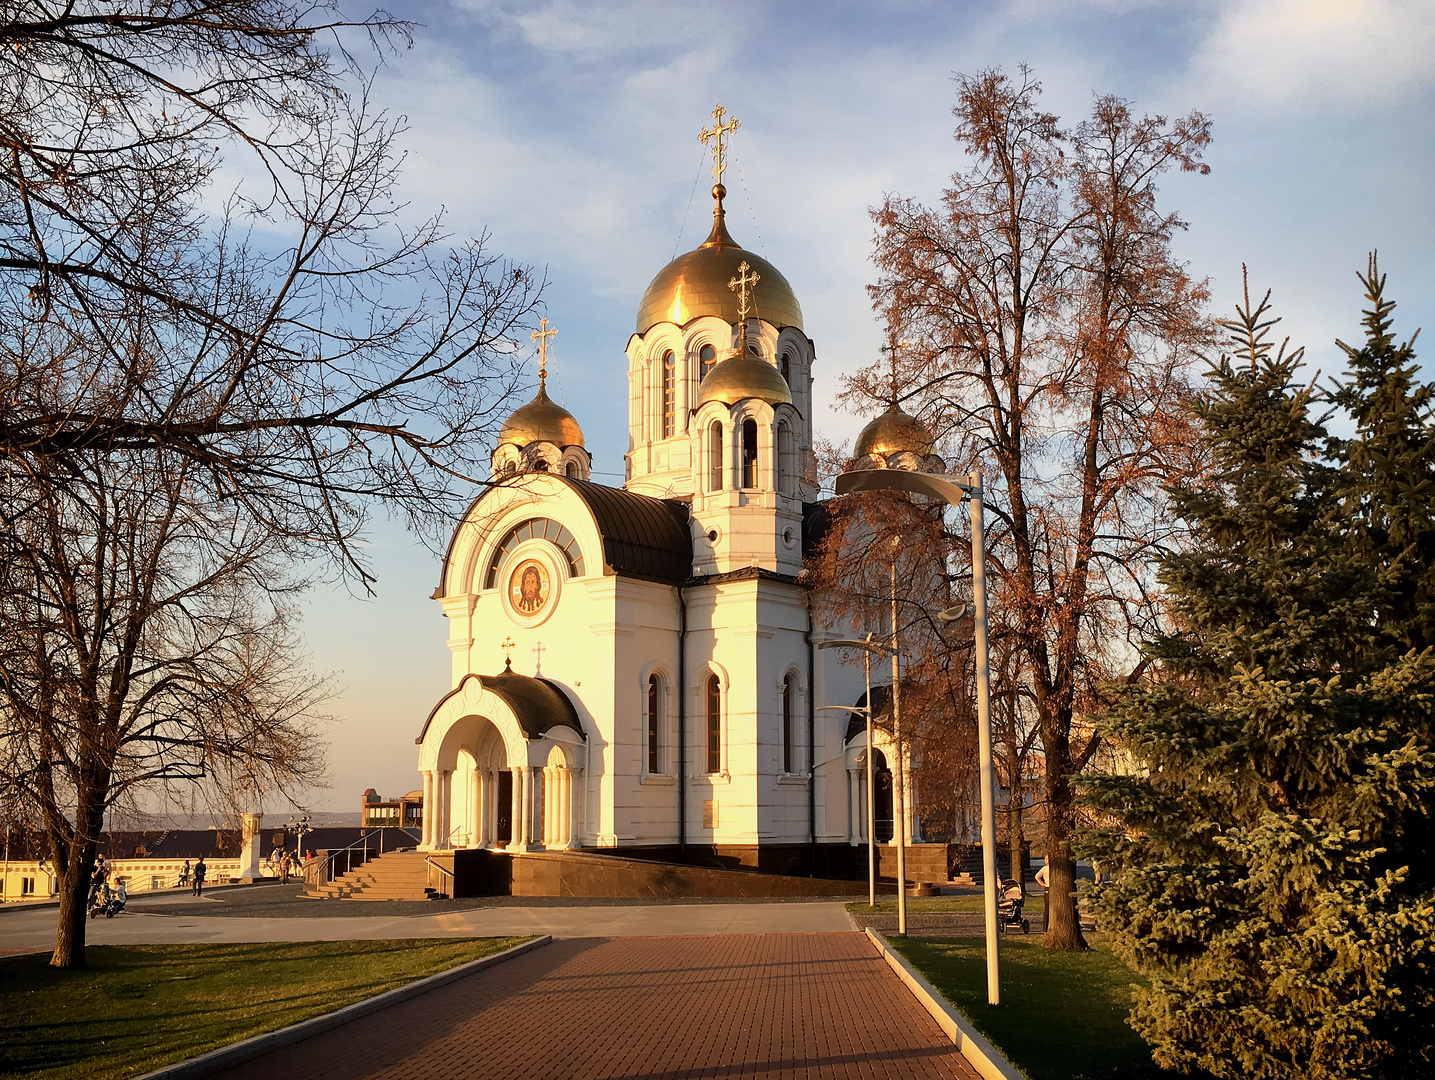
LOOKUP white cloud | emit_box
[1187,0,1435,111]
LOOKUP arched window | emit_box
[661,350,676,438]
[483,518,585,588]
[533,459,548,472]
[706,674,722,774]
[782,673,797,773]
[776,423,791,496]
[647,673,663,774]
[565,460,579,479]
[779,351,791,384]
[502,460,517,477]
[741,418,758,489]
[708,421,724,492]
[700,344,717,380]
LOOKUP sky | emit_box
[289,0,1435,813]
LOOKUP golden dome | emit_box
[637,190,803,334]
[696,351,793,408]
[500,383,585,448]
[854,402,935,459]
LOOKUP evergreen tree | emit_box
[1083,272,1435,1079]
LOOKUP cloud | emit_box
[1186,0,1435,111]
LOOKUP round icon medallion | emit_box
[507,557,551,617]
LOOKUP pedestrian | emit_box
[179,859,190,888]
[279,851,291,884]
[1035,857,1051,890]
[193,855,207,897]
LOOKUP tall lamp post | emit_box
[818,634,893,910]
[836,466,1002,1006]
[285,812,313,859]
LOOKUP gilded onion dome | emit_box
[854,402,935,459]
[696,350,793,408]
[636,186,803,334]
[499,382,585,448]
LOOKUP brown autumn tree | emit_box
[849,67,1211,947]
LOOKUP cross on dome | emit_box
[699,104,740,190]
[728,260,760,358]
[531,317,557,389]
[881,334,910,404]
[500,635,516,668]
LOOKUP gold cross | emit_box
[500,636,516,668]
[531,641,546,674]
[699,104,741,188]
[531,317,556,387]
[881,335,910,402]
[728,261,760,323]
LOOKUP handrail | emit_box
[424,855,454,899]
[305,827,418,892]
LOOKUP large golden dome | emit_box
[500,383,585,448]
[854,402,935,459]
[637,189,803,334]
[696,351,793,408]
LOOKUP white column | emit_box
[529,767,543,848]
[847,770,859,844]
[421,770,435,849]
[468,771,480,849]
[562,770,574,848]
[511,766,528,851]
[477,771,489,847]
[437,770,451,848]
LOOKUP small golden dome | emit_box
[637,191,803,334]
[854,402,935,459]
[696,350,793,408]
[500,383,585,448]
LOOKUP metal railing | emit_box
[424,855,453,898]
[303,827,420,893]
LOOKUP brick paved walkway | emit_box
[208,933,978,1079]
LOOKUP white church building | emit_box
[413,112,939,877]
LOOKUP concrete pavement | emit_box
[0,898,858,949]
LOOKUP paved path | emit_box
[207,934,977,1080]
[0,900,857,949]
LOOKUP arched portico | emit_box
[417,672,586,853]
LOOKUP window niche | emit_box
[706,674,722,774]
[741,418,758,489]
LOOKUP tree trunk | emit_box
[1008,767,1025,885]
[1042,792,1087,950]
[51,861,89,969]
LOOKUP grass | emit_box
[891,936,1179,1080]
[0,937,532,1080]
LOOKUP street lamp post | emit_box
[818,634,893,909]
[836,466,1002,1006]
[285,812,313,860]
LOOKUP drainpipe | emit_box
[678,584,688,860]
[805,599,817,875]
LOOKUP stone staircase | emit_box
[309,850,443,901]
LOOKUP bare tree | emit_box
[0,2,541,570]
[851,67,1211,947]
[0,4,544,966]
[0,446,330,967]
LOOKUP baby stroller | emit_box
[998,877,1030,934]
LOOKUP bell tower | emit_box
[624,106,815,575]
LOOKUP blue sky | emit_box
[295,0,1435,812]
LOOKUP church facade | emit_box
[414,113,933,874]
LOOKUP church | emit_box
[413,108,941,877]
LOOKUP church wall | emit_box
[603,577,684,847]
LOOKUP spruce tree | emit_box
[1083,272,1435,1080]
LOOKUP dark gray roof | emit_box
[482,666,586,741]
[845,685,892,744]
[560,477,691,584]
[418,670,585,744]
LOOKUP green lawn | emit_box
[0,938,532,1080]
[891,937,1182,1080]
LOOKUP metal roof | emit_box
[480,667,586,741]
[560,477,692,585]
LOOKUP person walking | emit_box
[192,855,208,897]
[178,859,190,888]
